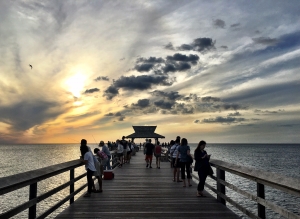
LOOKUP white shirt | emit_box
[117,143,124,153]
[171,143,180,158]
[84,151,96,171]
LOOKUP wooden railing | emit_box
[0,151,122,219]
[199,159,300,219]
[166,154,300,219]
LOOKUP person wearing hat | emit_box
[99,140,111,170]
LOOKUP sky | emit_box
[1,0,300,144]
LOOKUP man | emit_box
[144,139,155,168]
[99,140,111,170]
[121,136,128,164]
[80,139,96,197]
[170,137,182,182]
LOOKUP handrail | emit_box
[166,154,300,219]
[0,150,121,219]
[205,159,300,219]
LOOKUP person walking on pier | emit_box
[145,139,155,168]
[171,137,181,182]
[154,141,162,169]
[121,136,128,164]
[80,139,97,197]
[194,140,210,197]
[116,140,124,167]
[176,138,192,187]
[99,140,111,170]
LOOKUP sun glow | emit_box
[65,73,87,97]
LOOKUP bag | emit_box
[97,151,108,159]
[186,155,193,164]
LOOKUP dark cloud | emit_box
[252,37,279,45]
[213,19,226,28]
[114,75,173,90]
[230,23,240,28]
[103,86,119,100]
[220,45,228,49]
[84,88,100,94]
[194,120,200,123]
[166,53,199,64]
[118,116,125,121]
[254,109,283,114]
[178,38,215,52]
[201,96,221,102]
[134,63,155,72]
[201,116,246,124]
[176,103,194,114]
[94,76,109,81]
[182,94,200,102]
[104,112,114,116]
[136,57,164,63]
[151,90,182,101]
[213,103,247,111]
[164,42,175,50]
[0,100,64,132]
[104,112,125,121]
[131,99,150,108]
[154,100,174,109]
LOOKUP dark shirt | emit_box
[145,143,155,155]
[121,140,127,150]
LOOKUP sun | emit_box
[65,72,87,97]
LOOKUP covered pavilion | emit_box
[125,126,165,144]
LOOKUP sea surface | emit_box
[0,143,299,218]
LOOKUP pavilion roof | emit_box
[125,126,165,139]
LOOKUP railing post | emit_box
[257,182,265,219]
[70,168,74,204]
[217,168,226,205]
[28,182,37,219]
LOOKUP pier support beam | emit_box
[28,182,37,219]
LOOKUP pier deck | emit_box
[56,151,240,219]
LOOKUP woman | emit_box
[116,140,124,167]
[154,141,162,169]
[175,138,192,187]
[194,140,210,197]
[99,140,111,170]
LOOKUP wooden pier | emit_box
[55,152,240,219]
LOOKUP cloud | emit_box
[151,90,182,101]
[131,99,150,108]
[213,103,248,111]
[103,86,119,100]
[252,37,279,45]
[230,23,240,28]
[84,88,100,94]
[0,100,64,132]
[201,96,221,102]
[94,76,109,81]
[220,45,228,49]
[166,53,199,64]
[213,19,226,28]
[178,38,215,52]
[201,116,246,124]
[154,100,174,109]
[65,111,100,122]
[228,112,242,116]
[164,42,175,50]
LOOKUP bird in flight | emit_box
[29,64,32,69]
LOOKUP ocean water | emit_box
[0,143,299,218]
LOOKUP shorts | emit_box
[101,158,108,165]
[155,154,161,157]
[127,151,132,155]
[117,153,123,157]
[172,158,180,168]
[123,150,127,156]
[145,154,153,161]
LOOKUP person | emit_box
[126,140,134,163]
[121,136,128,164]
[94,148,108,173]
[99,141,111,170]
[176,138,192,187]
[92,148,103,193]
[154,141,162,169]
[80,139,96,197]
[194,140,210,197]
[170,137,181,182]
[116,140,124,167]
[144,139,155,168]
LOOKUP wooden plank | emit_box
[55,152,239,219]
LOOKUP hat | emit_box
[100,141,104,144]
